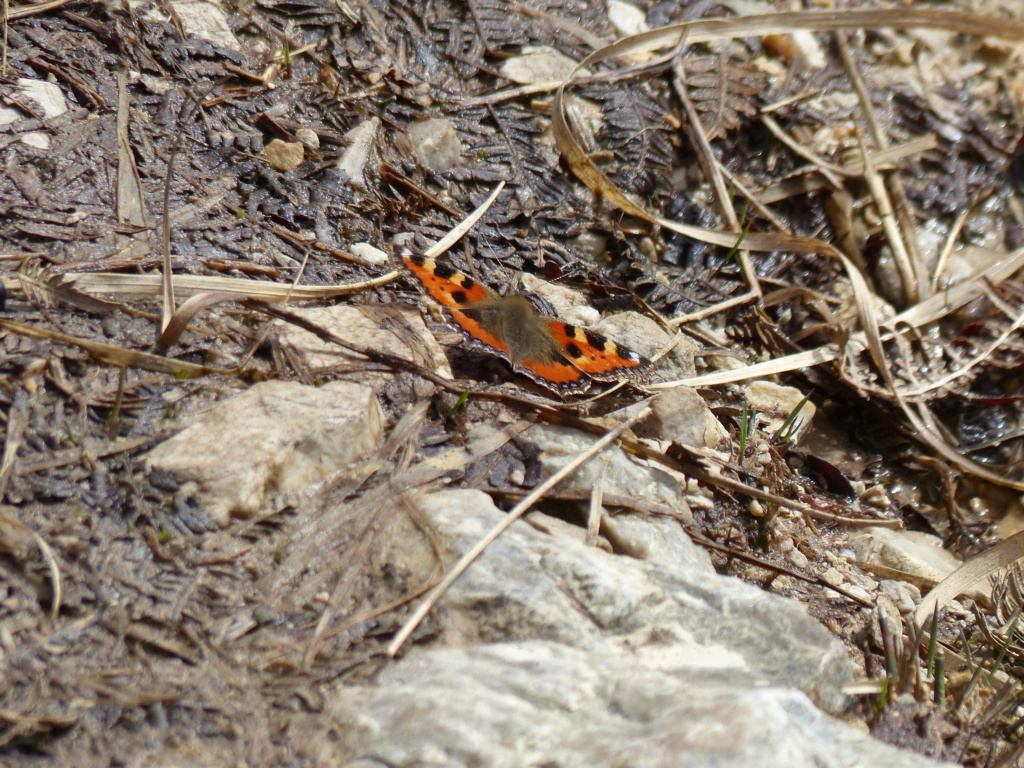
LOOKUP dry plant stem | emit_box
[760,114,848,187]
[931,189,995,293]
[755,136,938,205]
[836,31,922,304]
[671,58,760,298]
[586,452,612,546]
[669,290,759,327]
[5,0,76,19]
[856,129,917,304]
[715,163,791,233]
[0,318,234,377]
[687,527,872,607]
[160,142,178,336]
[2,0,8,75]
[0,389,28,500]
[386,409,649,656]
[59,271,398,302]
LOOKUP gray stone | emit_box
[850,527,975,597]
[170,1,241,51]
[746,380,816,443]
[324,641,952,768]
[409,491,851,704]
[635,385,729,449]
[274,303,452,383]
[499,46,583,84]
[525,423,689,518]
[337,117,380,188]
[600,511,711,572]
[315,490,953,768]
[408,118,463,171]
[145,381,385,525]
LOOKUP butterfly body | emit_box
[401,250,652,395]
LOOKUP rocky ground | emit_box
[3,0,1024,765]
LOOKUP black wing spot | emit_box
[451,290,468,305]
[407,253,426,267]
[458,276,476,291]
[584,329,609,350]
[433,262,456,279]
[460,307,484,322]
[565,342,583,359]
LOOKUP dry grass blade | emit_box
[915,531,1024,636]
[755,136,938,205]
[386,407,650,656]
[651,246,1024,389]
[0,511,61,622]
[115,71,149,259]
[157,291,244,348]
[0,318,234,377]
[6,0,77,20]
[0,389,28,500]
[56,271,398,301]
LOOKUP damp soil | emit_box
[2,0,1024,765]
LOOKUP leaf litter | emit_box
[3,0,1024,763]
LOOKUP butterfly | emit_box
[400,250,652,395]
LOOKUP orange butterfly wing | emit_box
[544,321,652,381]
[401,252,495,310]
[402,249,651,395]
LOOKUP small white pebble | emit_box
[859,484,891,509]
[295,127,320,151]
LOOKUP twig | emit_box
[836,31,923,304]
[672,56,761,299]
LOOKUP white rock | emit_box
[407,118,462,171]
[347,242,389,266]
[337,117,380,188]
[274,304,452,380]
[851,527,986,603]
[322,641,951,767]
[0,79,69,150]
[294,127,320,151]
[17,78,67,118]
[878,579,922,616]
[171,1,242,51]
[500,46,584,84]
[145,381,385,526]
[607,0,649,37]
[634,385,729,450]
[307,490,950,767]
